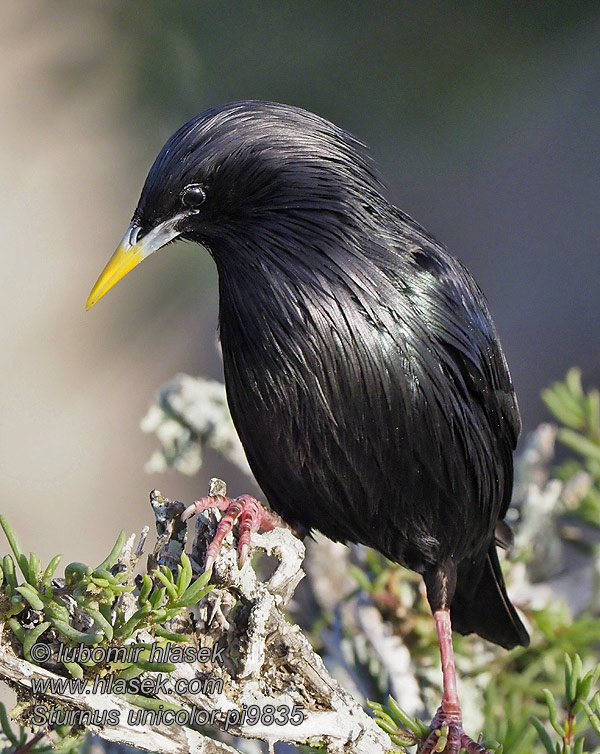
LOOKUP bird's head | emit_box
[86,100,384,309]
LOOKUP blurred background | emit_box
[1,0,599,567]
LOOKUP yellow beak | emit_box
[86,218,182,310]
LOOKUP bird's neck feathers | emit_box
[214,208,388,316]
[210,187,401,294]
[211,205,407,387]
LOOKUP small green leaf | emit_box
[22,621,51,662]
[161,564,176,582]
[7,618,26,643]
[375,716,402,736]
[2,555,17,589]
[387,694,429,737]
[153,567,178,601]
[390,730,416,746]
[177,569,213,606]
[44,602,71,624]
[149,586,166,609]
[480,742,503,754]
[113,603,152,639]
[153,626,189,642]
[134,658,177,673]
[122,693,183,713]
[15,584,43,611]
[530,716,556,754]
[96,530,127,571]
[63,662,84,679]
[558,429,600,464]
[75,601,114,641]
[42,554,62,583]
[89,576,110,588]
[65,562,92,583]
[542,389,584,429]
[567,654,583,705]
[586,389,600,435]
[92,567,120,585]
[542,689,562,736]
[50,619,102,645]
[565,654,573,696]
[581,701,600,736]
[543,379,586,429]
[565,368,584,398]
[372,708,398,729]
[589,663,600,688]
[138,574,153,604]
[7,594,25,617]
[0,517,29,583]
[28,553,42,587]
[118,663,145,681]
[0,703,20,745]
[102,583,133,594]
[161,607,186,621]
[576,668,595,702]
[177,552,193,597]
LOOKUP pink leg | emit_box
[421,610,489,754]
[182,494,289,570]
[436,608,460,717]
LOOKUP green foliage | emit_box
[530,654,600,754]
[368,696,430,750]
[0,518,212,680]
[0,700,35,753]
[370,654,600,754]
[0,518,213,752]
[542,367,600,529]
[0,700,82,754]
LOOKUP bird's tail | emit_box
[450,546,529,649]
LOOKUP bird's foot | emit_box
[182,492,288,570]
[420,701,489,754]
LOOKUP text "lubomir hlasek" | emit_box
[55,641,226,665]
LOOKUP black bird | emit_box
[87,101,529,753]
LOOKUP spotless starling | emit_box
[87,101,529,753]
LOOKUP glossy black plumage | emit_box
[135,101,528,649]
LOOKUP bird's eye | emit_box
[181,184,207,209]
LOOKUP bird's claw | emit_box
[420,726,489,754]
[420,704,489,754]
[182,493,284,570]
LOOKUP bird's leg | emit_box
[182,493,289,570]
[420,609,489,754]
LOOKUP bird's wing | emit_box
[384,221,521,523]
[321,211,521,528]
